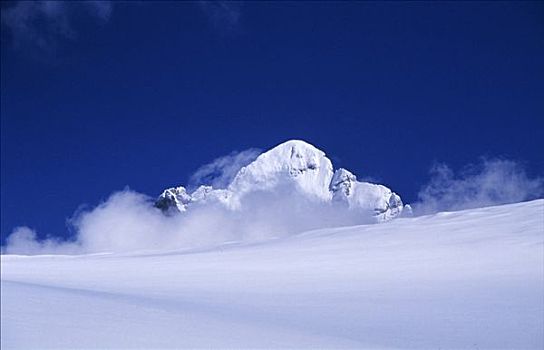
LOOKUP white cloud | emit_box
[3,184,370,255]
[4,226,80,255]
[189,148,261,189]
[413,158,543,214]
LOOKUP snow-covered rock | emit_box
[155,186,192,214]
[330,167,404,221]
[401,204,414,217]
[330,168,357,198]
[156,140,405,221]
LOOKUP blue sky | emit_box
[1,1,543,243]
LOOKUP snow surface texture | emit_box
[2,200,543,349]
[156,140,405,221]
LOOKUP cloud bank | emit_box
[3,187,368,255]
[3,154,542,255]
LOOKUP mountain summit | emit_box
[156,140,406,221]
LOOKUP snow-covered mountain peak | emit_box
[228,140,334,200]
[156,139,406,221]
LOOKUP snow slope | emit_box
[2,200,543,349]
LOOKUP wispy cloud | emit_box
[189,148,261,189]
[413,158,543,214]
[198,1,241,33]
[4,226,80,255]
[1,1,113,54]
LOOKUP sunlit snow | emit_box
[2,200,543,348]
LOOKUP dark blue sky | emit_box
[1,1,543,242]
